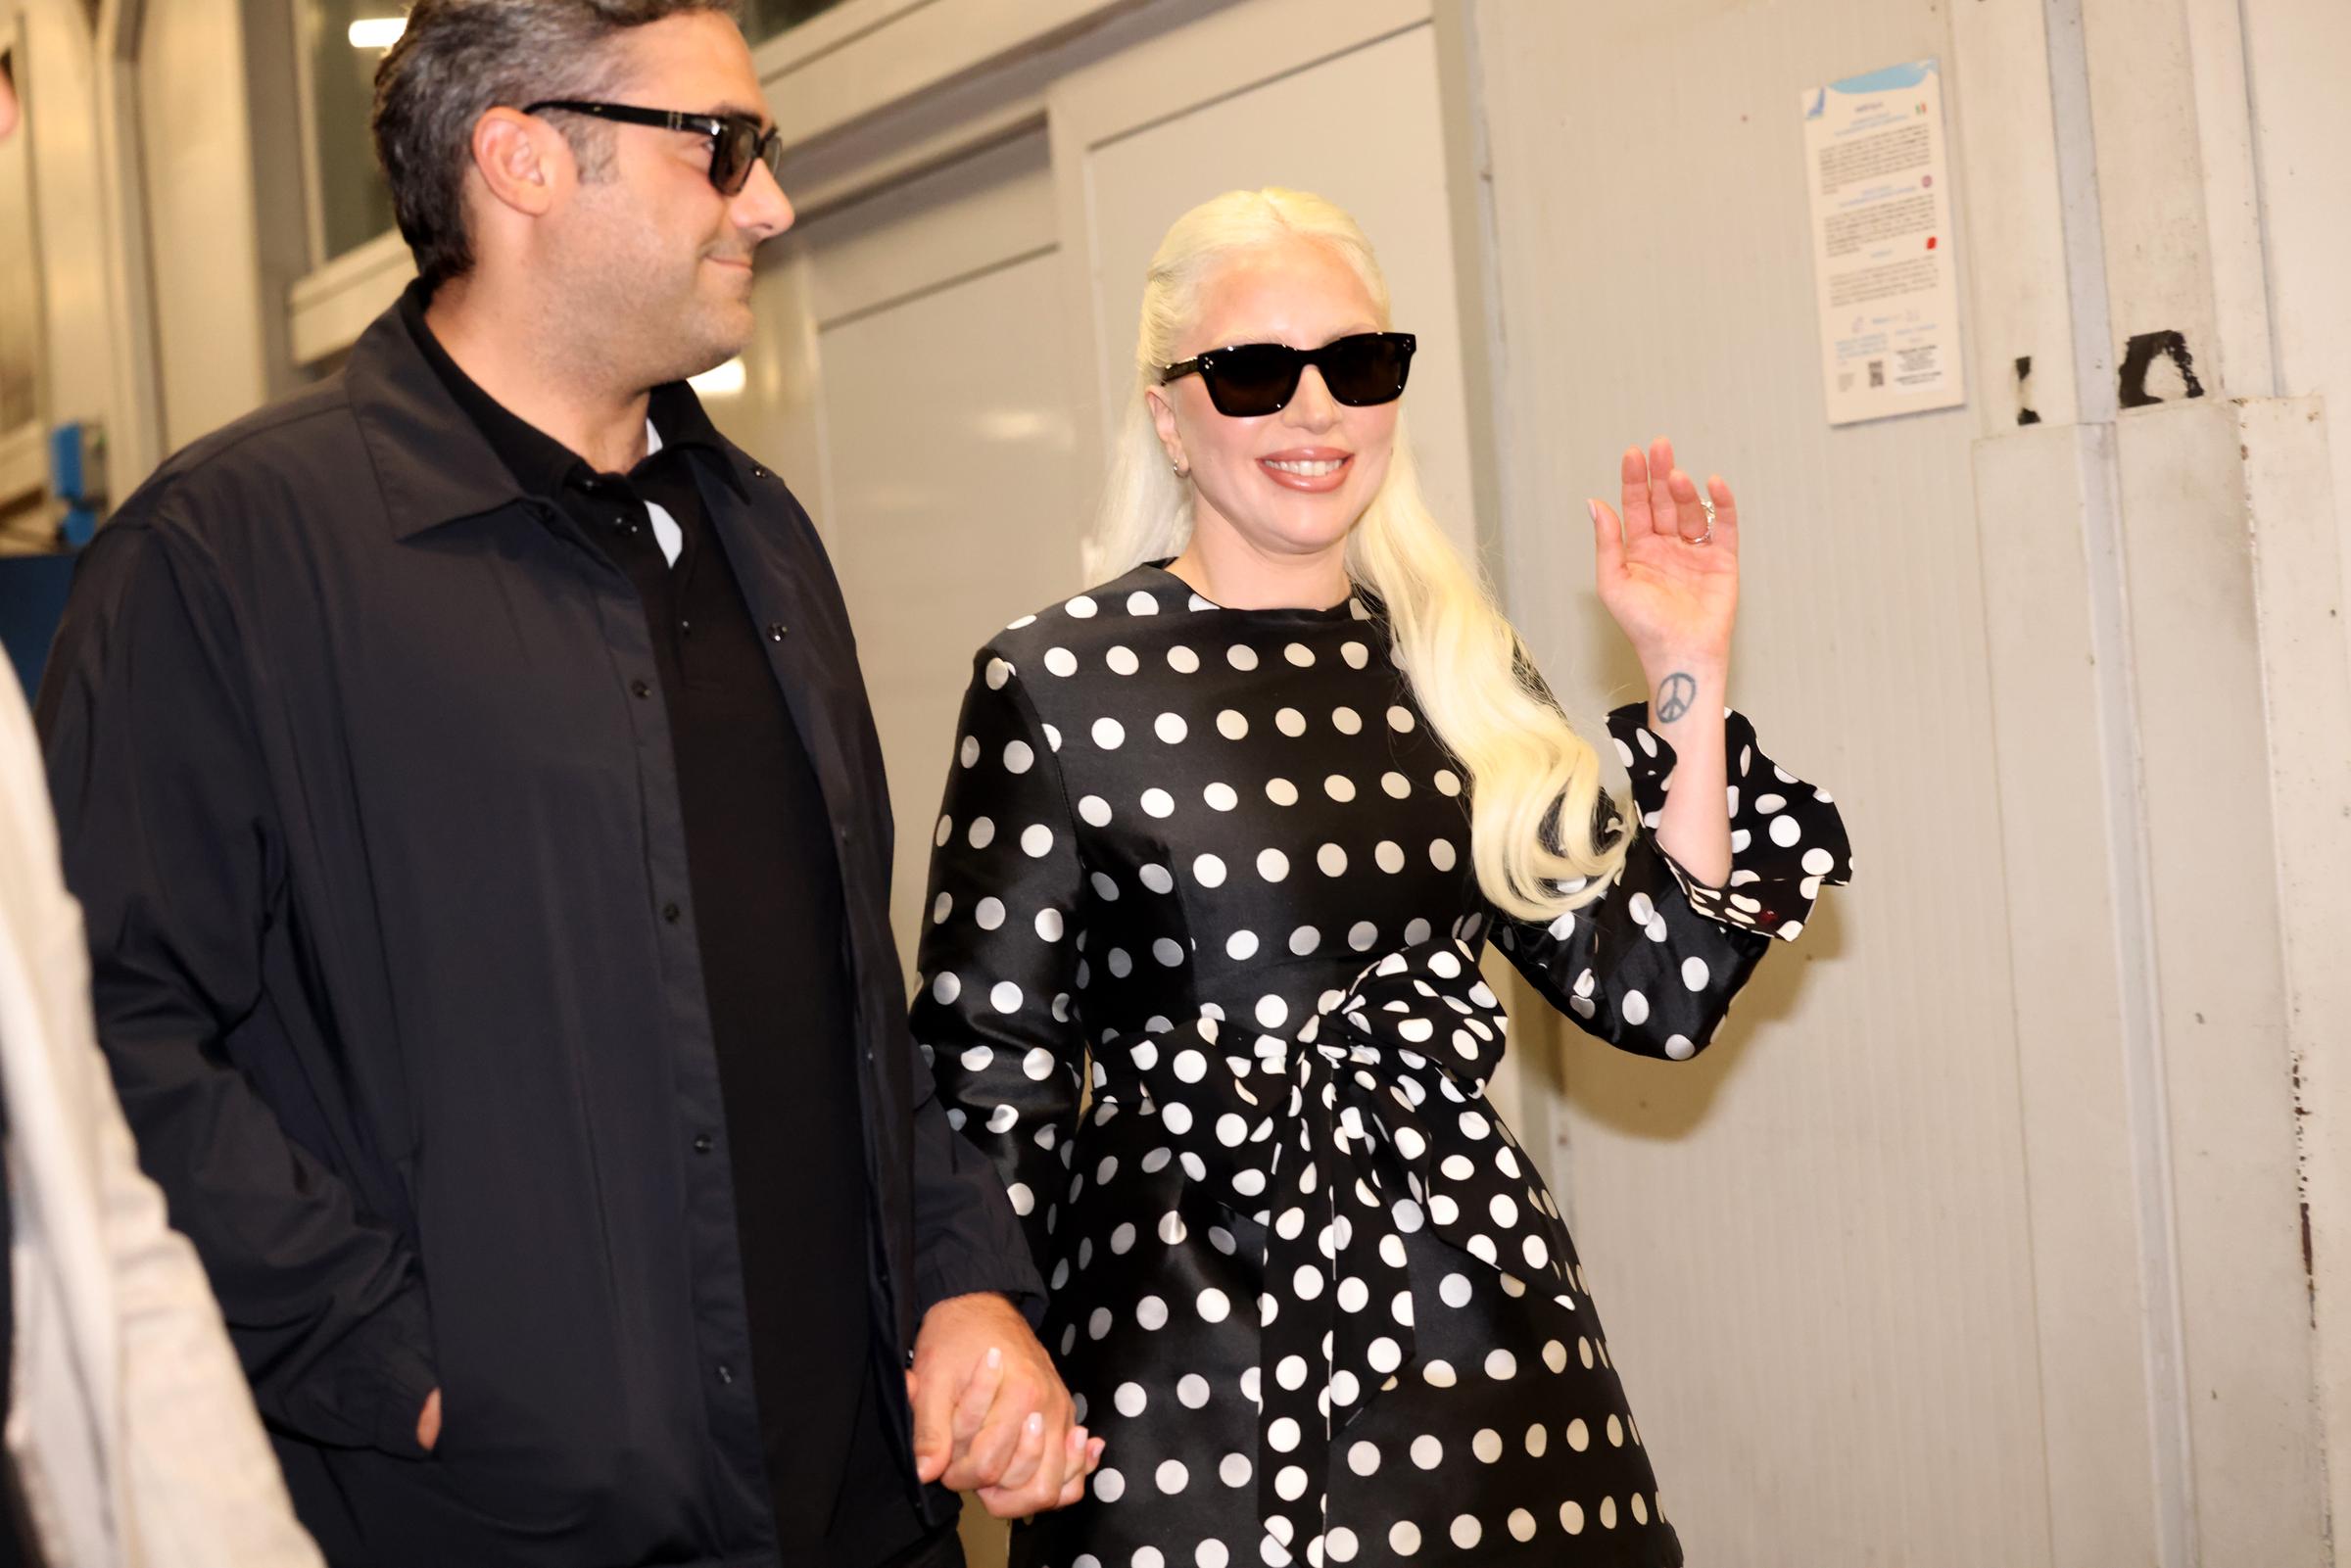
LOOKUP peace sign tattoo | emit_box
[1655,671,1698,724]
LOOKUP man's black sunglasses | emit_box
[524,100,783,197]
[1158,331,1416,417]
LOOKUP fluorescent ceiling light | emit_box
[348,17,406,49]
[689,358,746,397]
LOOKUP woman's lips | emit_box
[1258,450,1352,493]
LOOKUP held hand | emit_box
[1588,437,1740,675]
[906,1293,1099,1517]
[903,1362,1098,1515]
[417,1388,442,1452]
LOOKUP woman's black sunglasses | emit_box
[1159,331,1416,417]
[524,100,784,197]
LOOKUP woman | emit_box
[911,189,1849,1567]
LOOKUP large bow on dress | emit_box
[1095,938,1577,1562]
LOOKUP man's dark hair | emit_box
[372,0,743,290]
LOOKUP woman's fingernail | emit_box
[1027,1412,1044,1435]
[986,1347,1002,1368]
[1587,499,1601,525]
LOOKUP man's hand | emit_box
[906,1293,1100,1517]
[417,1388,442,1452]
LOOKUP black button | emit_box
[631,679,652,699]
[661,901,682,924]
[693,1132,714,1155]
[679,619,693,638]
[715,1362,735,1385]
[616,517,637,534]
[765,622,788,642]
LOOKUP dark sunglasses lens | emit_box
[1201,346,1302,416]
[710,123,757,193]
[1322,335,1413,405]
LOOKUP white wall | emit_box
[1457,2,2351,1565]
[2246,0,2351,536]
[1464,4,2051,1563]
[2239,0,2351,1545]
[11,0,120,498]
[137,0,272,451]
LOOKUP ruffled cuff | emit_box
[1606,703,1852,940]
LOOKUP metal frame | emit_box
[0,6,53,511]
[92,0,161,486]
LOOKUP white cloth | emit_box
[0,673,322,1568]
[644,417,682,565]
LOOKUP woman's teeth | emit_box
[1263,457,1345,476]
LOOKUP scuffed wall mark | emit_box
[2118,329,2207,407]
[2296,1058,2316,1325]
[2014,356,2041,425]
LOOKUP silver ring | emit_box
[1686,497,1716,546]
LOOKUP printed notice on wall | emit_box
[1801,59,1965,424]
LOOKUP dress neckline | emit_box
[1141,560,1367,624]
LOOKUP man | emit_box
[37,4,1090,1564]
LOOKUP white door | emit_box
[714,129,1088,955]
[1468,4,2056,1566]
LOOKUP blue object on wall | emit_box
[50,422,89,501]
[0,553,75,700]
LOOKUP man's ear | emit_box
[470,107,563,217]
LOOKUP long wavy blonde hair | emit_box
[1085,188,1627,922]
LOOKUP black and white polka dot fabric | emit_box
[911,563,1851,1568]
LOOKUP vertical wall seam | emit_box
[2230,0,2288,403]
[2043,0,2197,1560]
[2082,420,2201,1568]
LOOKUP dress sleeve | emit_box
[908,649,1088,1269]
[1494,703,1851,1062]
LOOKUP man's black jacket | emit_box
[35,303,1043,1566]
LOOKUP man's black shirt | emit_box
[400,292,925,1566]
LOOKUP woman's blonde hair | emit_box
[1085,188,1626,922]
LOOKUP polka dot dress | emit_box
[911,563,1851,1567]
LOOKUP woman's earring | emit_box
[1172,458,1191,479]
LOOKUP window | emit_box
[303,0,400,262]
[740,0,852,43]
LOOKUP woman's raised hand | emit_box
[1588,437,1739,678]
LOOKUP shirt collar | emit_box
[351,278,751,541]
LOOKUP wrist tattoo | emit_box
[1655,671,1697,724]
